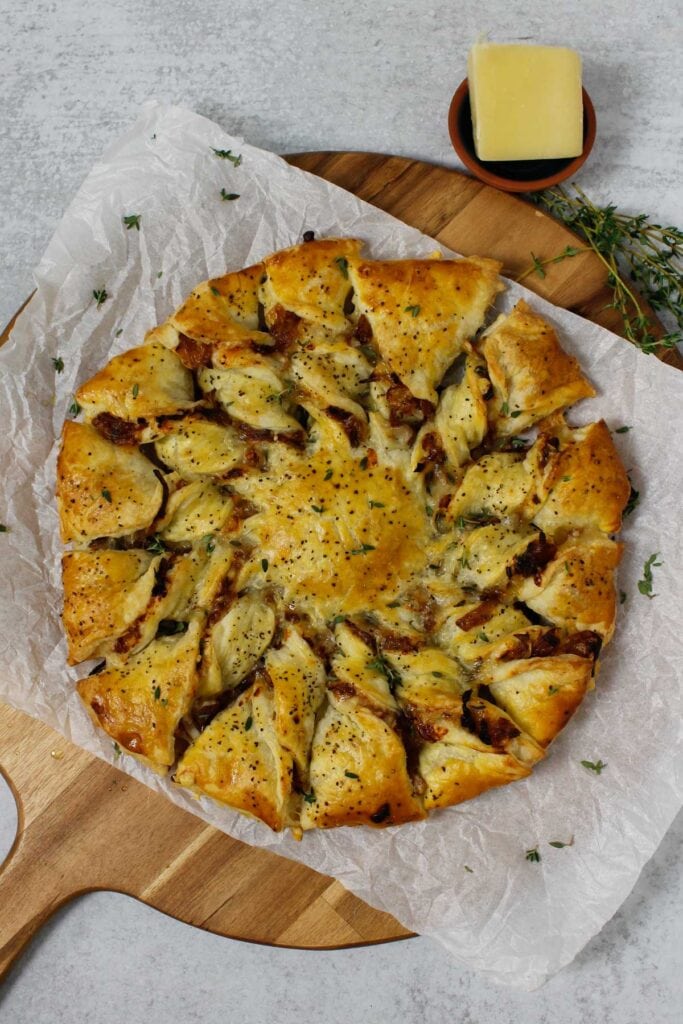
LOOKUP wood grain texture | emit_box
[1,152,679,980]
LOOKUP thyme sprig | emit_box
[530,184,682,354]
[517,245,587,282]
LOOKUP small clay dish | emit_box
[447,79,596,193]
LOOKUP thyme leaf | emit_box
[211,147,242,166]
[638,552,662,598]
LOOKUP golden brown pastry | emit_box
[481,653,596,748]
[533,419,631,536]
[57,238,628,832]
[62,549,160,663]
[77,618,202,770]
[170,263,270,351]
[175,680,296,831]
[57,422,163,543]
[262,237,362,341]
[351,256,503,402]
[75,341,195,423]
[482,299,596,436]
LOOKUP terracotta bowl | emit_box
[447,79,596,193]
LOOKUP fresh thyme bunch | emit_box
[522,184,682,355]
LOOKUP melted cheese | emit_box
[60,239,629,833]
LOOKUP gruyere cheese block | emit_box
[468,43,583,162]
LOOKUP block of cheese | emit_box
[467,43,583,162]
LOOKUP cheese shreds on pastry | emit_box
[77,618,202,770]
[481,300,596,436]
[76,341,195,422]
[350,256,503,402]
[58,238,629,832]
[62,549,160,664]
[57,422,163,543]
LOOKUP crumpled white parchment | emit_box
[0,101,681,990]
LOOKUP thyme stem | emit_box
[531,184,682,355]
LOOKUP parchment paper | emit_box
[0,101,681,990]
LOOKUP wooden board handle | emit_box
[0,768,80,980]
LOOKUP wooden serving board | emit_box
[1,151,679,981]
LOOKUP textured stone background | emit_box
[1,1,681,1020]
